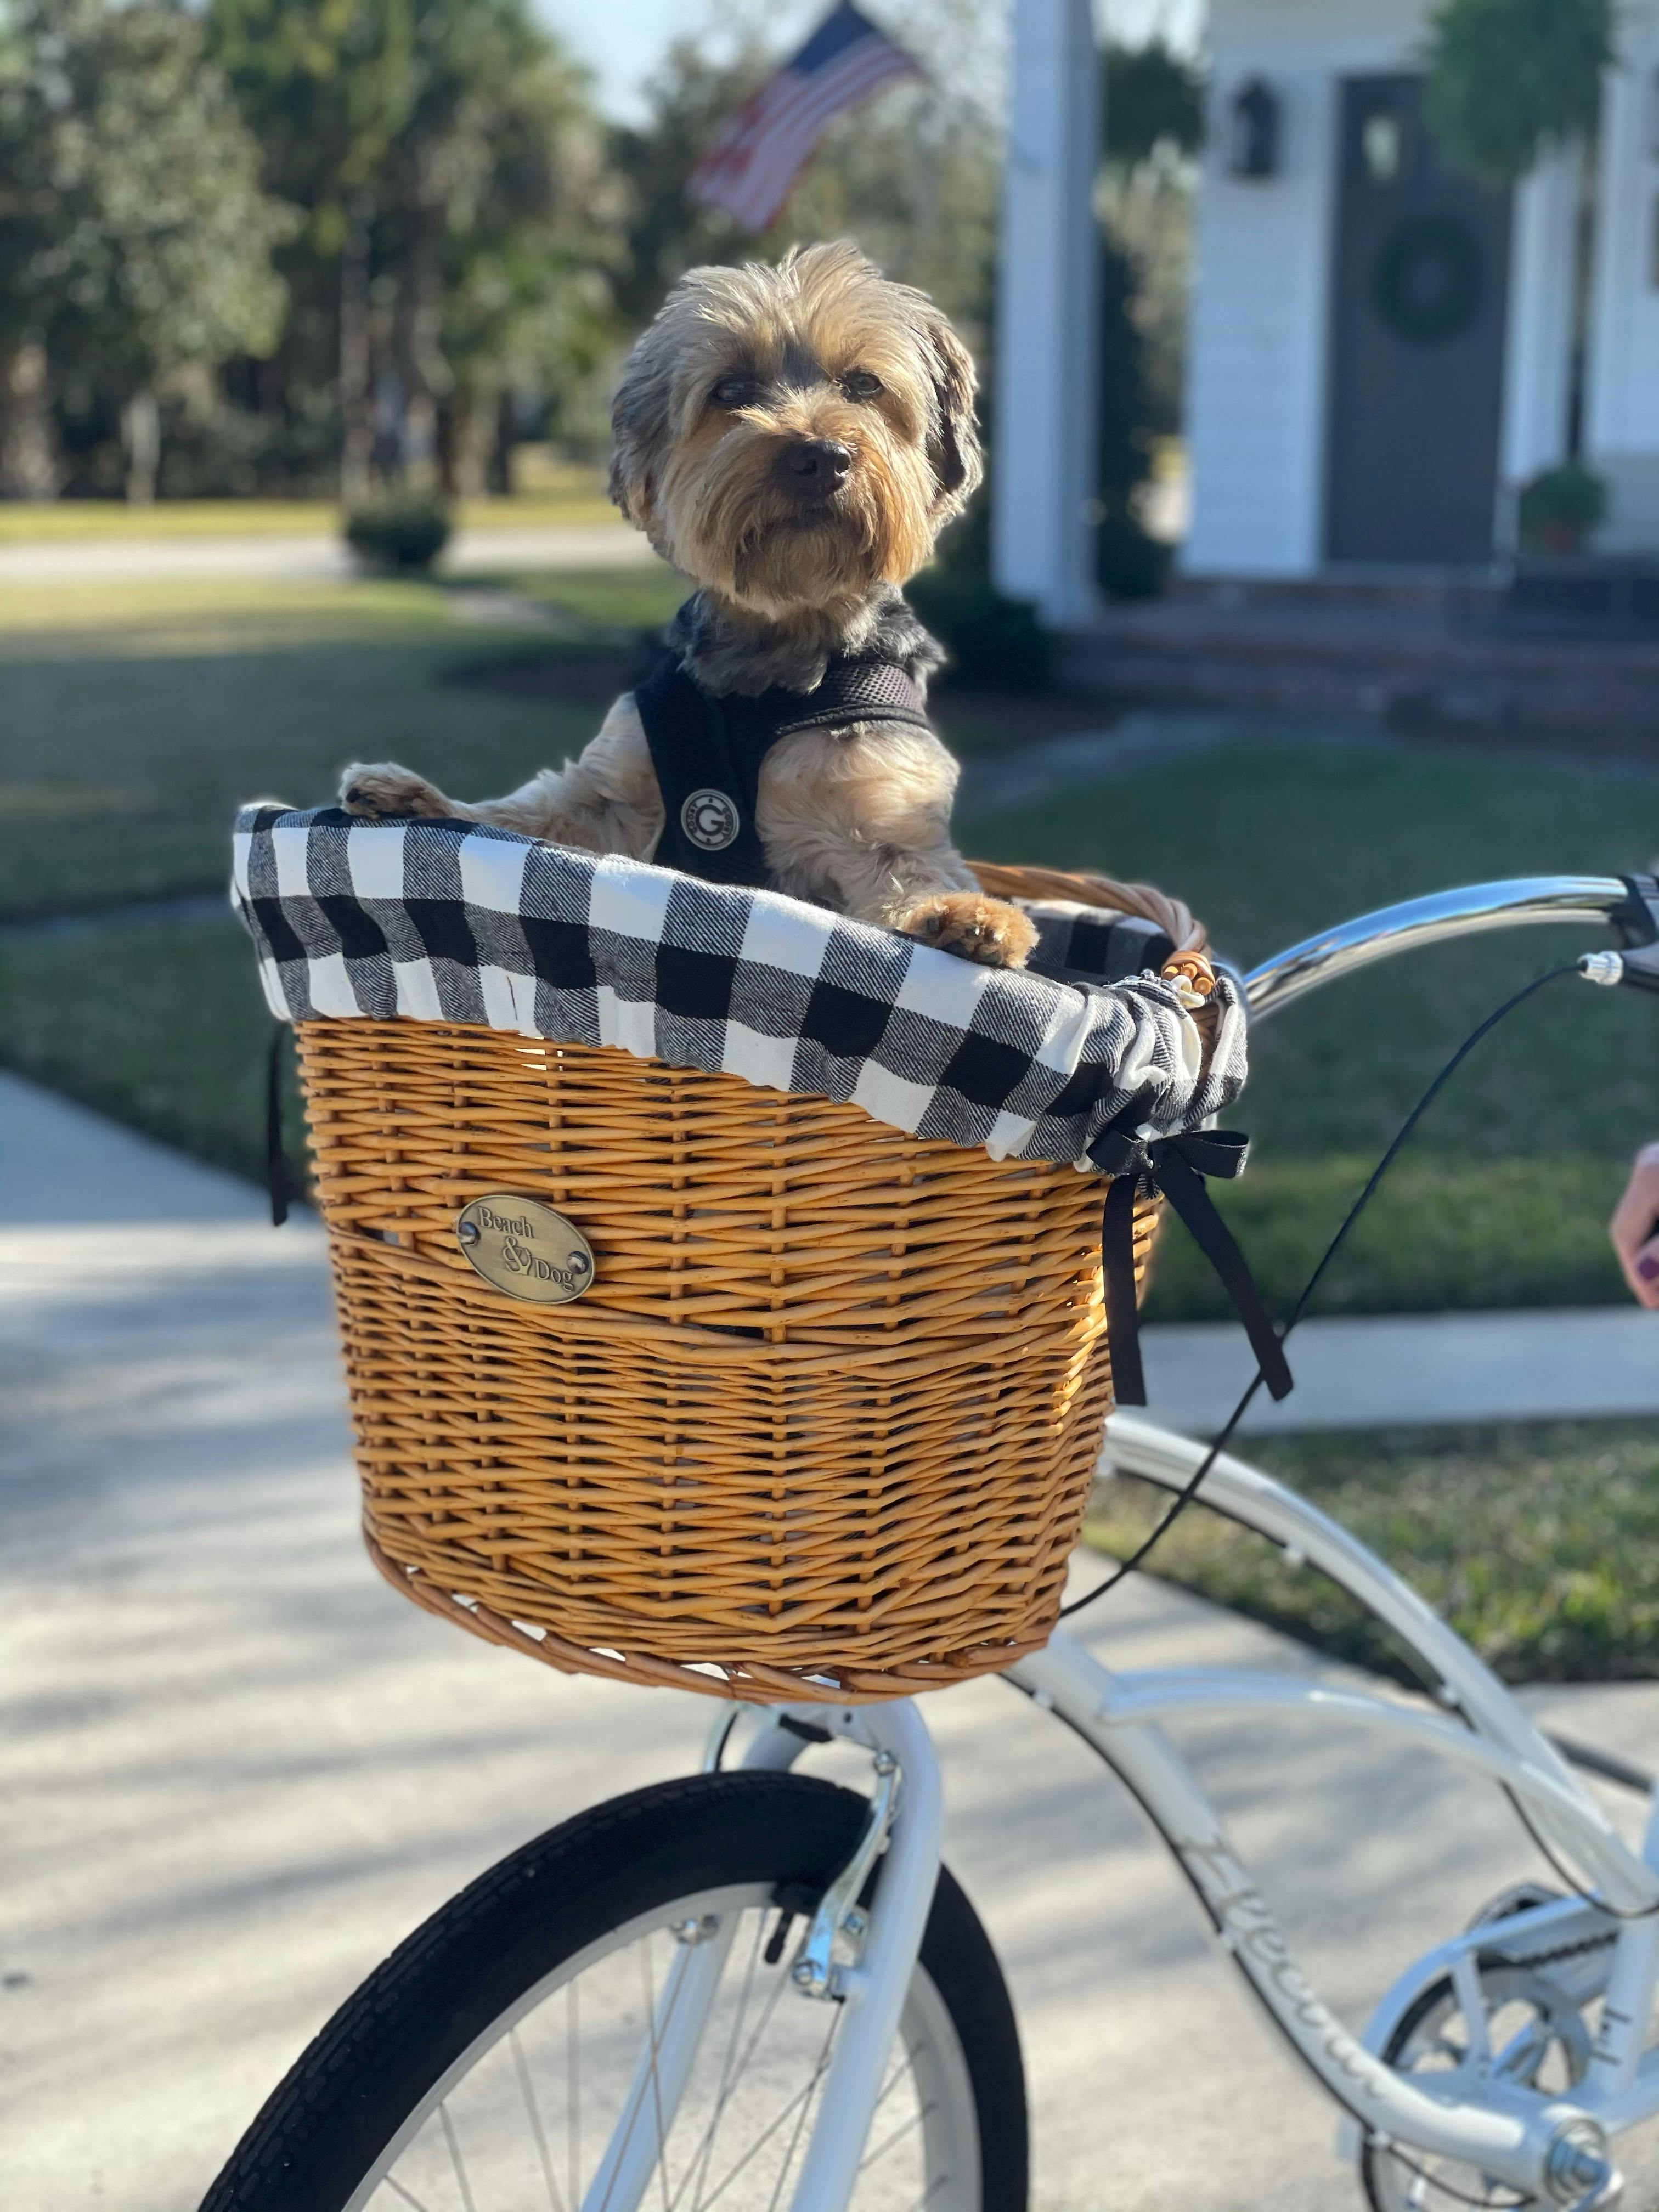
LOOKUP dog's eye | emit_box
[710,375,759,410]
[840,370,884,401]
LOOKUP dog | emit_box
[340,242,1037,969]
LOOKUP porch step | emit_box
[1065,599,1659,729]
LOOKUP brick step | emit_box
[1065,622,1659,727]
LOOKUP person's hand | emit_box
[1610,1144,1659,1310]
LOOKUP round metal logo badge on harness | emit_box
[455,1194,595,1305]
[680,788,741,853]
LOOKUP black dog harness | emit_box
[634,650,933,888]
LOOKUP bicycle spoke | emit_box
[438,2103,477,2212]
[512,2025,567,2212]
[696,2019,838,2212]
[569,1976,580,2212]
[859,2102,934,2175]
[641,1936,676,2212]
[592,1925,700,2212]
[383,2179,437,2212]
[764,2012,839,2212]
[678,1936,797,2212]
[674,1913,767,2212]
[871,2045,919,2118]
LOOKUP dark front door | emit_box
[1325,74,1513,565]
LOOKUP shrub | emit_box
[343,498,453,573]
[907,565,1054,692]
[1517,462,1607,557]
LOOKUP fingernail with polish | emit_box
[1638,1255,1659,1283]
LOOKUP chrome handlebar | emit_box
[1242,875,1657,1020]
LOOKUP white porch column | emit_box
[992,0,1102,629]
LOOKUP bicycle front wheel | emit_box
[201,1769,1026,2212]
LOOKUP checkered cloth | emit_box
[232,806,1248,1172]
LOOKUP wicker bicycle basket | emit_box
[294,862,1212,1703]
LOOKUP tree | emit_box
[1425,0,1615,183]
[610,12,1000,347]
[208,0,420,499]
[1102,36,1205,171]
[0,0,294,500]
[379,0,613,494]
[208,0,612,498]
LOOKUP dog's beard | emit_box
[658,420,936,618]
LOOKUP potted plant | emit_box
[1516,462,1607,558]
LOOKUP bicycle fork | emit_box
[575,1697,945,2212]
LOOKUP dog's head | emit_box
[609,242,981,618]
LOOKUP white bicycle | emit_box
[203,872,1659,2212]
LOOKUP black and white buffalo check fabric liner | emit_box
[233,806,1248,1172]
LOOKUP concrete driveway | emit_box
[6,1075,1659,2211]
[0,521,657,586]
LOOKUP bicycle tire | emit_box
[200,1769,1026,2212]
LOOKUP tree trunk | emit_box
[488,387,515,497]
[391,206,449,491]
[0,340,60,500]
[121,388,161,505]
[339,190,374,507]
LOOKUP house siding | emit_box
[1587,2,1659,549]
[1185,0,1573,576]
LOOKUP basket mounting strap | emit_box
[266,1023,294,1228]
[1093,1129,1292,1410]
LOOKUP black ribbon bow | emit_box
[1090,1127,1293,1410]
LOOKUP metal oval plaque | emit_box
[455,1195,595,1305]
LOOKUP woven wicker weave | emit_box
[295,862,1209,1701]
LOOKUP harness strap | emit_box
[634,652,931,889]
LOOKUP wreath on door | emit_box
[1373,215,1483,343]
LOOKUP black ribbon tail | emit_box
[266,1024,290,1228]
[1101,1174,1149,1406]
[1155,1148,1294,1402]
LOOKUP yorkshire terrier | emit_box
[340,242,1037,968]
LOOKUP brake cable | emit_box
[1062,960,1584,1619]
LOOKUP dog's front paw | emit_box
[339,761,452,820]
[897,892,1038,969]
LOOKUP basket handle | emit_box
[970,860,1216,1003]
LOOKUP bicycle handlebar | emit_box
[1242,874,1658,1020]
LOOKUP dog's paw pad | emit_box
[339,763,448,820]
[899,893,1038,969]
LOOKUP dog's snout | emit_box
[781,438,853,494]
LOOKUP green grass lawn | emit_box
[958,740,1659,1318]
[1,574,1654,1322]
[1083,1420,1659,1684]
[0,570,677,918]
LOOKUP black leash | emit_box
[1062,961,1581,1620]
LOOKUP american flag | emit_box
[689,4,923,235]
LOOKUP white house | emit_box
[994,0,1659,615]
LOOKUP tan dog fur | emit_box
[341,243,1036,968]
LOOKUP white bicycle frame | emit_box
[625,874,1659,2212]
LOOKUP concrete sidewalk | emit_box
[7,1072,1659,2211]
[0,521,657,585]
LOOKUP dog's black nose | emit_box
[781,439,852,493]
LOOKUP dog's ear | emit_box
[919,310,983,516]
[608,321,675,532]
